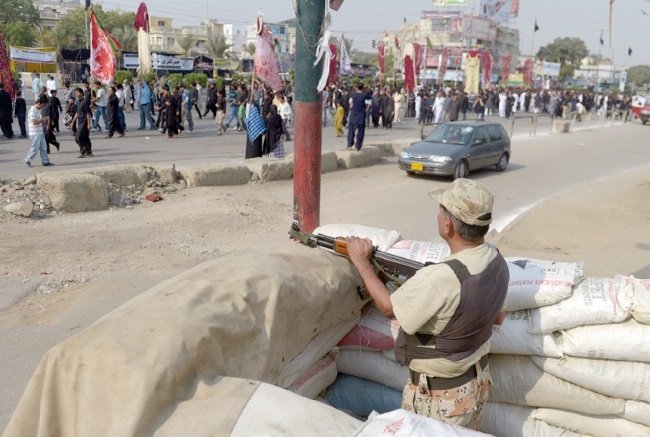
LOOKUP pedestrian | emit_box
[278,95,292,141]
[24,95,54,167]
[105,86,125,139]
[394,89,403,124]
[123,80,133,113]
[263,105,285,159]
[498,90,507,118]
[190,82,202,120]
[91,81,109,132]
[46,75,57,96]
[137,80,156,130]
[346,84,372,151]
[42,94,60,153]
[244,105,265,159]
[344,178,507,430]
[164,87,179,138]
[31,73,41,102]
[70,87,93,157]
[115,84,127,131]
[203,82,216,118]
[215,90,227,135]
[434,92,445,123]
[180,84,193,133]
[0,82,14,138]
[227,84,240,128]
[449,95,460,122]
[474,94,485,120]
[382,90,395,129]
[64,96,77,135]
[334,101,345,137]
[48,89,62,132]
[238,101,247,132]
[14,90,27,138]
[371,90,381,128]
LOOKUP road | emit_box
[0,114,648,431]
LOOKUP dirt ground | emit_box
[1,159,649,429]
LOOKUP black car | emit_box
[398,121,511,179]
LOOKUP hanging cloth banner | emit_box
[313,30,333,92]
[254,25,282,91]
[501,53,512,83]
[439,47,449,84]
[0,29,16,100]
[378,41,385,74]
[339,35,353,76]
[89,9,116,84]
[464,49,480,95]
[328,44,338,87]
[134,2,152,76]
[523,58,534,88]
[403,55,415,92]
[9,46,57,64]
[481,49,492,86]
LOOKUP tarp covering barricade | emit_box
[4,245,364,436]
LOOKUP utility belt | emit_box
[409,355,488,391]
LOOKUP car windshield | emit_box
[425,125,475,145]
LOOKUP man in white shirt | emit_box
[278,95,292,141]
[24,95,55,167]
[91,81,109,131]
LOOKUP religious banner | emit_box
[9,46,57,64]
[0,29,16,100]
[464,50,480,94]
[523,58,534,88]
[479,0,512,24]
[413,43,422,75]
[151,54,194,71]
[339,35,353,76]
[89,8,116,84]
[481,49,492,86]
[254,25,282,90]
[378,40,385,74]
[328,44,338,86]
[439,47,449,84]
[501,53,512,83]
[404,55,415,92]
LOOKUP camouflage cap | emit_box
[428,178,493,226]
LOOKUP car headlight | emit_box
[428,155,453,163]
[399,151,410,159]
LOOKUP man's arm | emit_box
[495,311,506,326]
[346,237,394,318]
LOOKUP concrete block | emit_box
[152,164,178,184]
[246,158,294,183]
[39,174,109,213]
[321,152,338,174]
[5,201,33,217]
[335,146,381,169]
[88,165,150,186]
[371,143,396,157]
[392,138,420,155]
[180,163,251,187]
[552,120,571,133]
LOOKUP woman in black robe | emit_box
[245,104,265,159]
[105,86,124,138]
[263,105,285,158]
[164,88,178,138]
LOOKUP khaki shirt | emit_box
[391,243,506,378]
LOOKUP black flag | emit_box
[85,0,91,10]
[600,33,604,46]
[628,47,633,56]
[534,19,539,32]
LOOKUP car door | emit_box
[467,126,490,170]
[486,125,505,165]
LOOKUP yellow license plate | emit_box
[411,162,424,171]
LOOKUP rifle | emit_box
[289,221,425,287]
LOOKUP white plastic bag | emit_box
[354,409,492,436]
[314,224,401,252]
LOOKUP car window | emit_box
[487,125,501,141]
[425,124,475,145]
[474,127,489,144]
[498,125,509,139]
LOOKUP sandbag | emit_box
[618,400,650,427]
[386,239,451,264]
[5,246,364,437]
[489,311,564,358]
[480,402,585,437]
[314,223,401,252]
[632,279,650,324]
[338,304,400,351]
[489,355,625,415]
[533,408,650,437]
[336,349,409,392]
[504,257,583,311]
[554,319,650,362]
[323,374,402,418]
[288,355,338,400]
[529,276,634,334]
[354,409,492,436]
[530,355,650,402]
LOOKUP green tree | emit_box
[0,21,35,47]
[111,25,137,52]
[352,51,378,66]
[329,35,358,61]
[627,65,650,87]
[0,0,40,25]
[177,34,196,57]
[538,37,589,79]
[206,34,233,60]
[242,42,256,59]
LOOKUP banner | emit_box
[151,53,194,71]
[90,9,116,84]
[378,41,385,74]
[619,71,627,92]
[464,50,480,94]
[413,43,423,78]
[432,0,468,5]
[462,16,496,41]
[510,0,520,17]
[328,44,338,86]
[482,50,492,86]
[254,25,282,90]
[501,53,512,83]
[541,61,561,77]
[479,0,512,24]
[404,56,415,92]
[9,46,57,64]
[439,47,449,84]
[0,29,16,100]
[339,36,353,76]
[523,58,534,87]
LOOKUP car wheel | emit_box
[644,120,648,125]
[453,160,467,180]
[496,153,509,172]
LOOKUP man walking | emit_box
[180,84,193,133]
[138,80,156,130]
[190,82,202,120]
[346,84,372,151]
[105,86,125,139]
[0,82,14,138]
[71,87,93,157]
[24,95,54,167]
[32,73,41,102]
[91,81,109,131]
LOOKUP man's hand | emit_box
[345,236,373,267]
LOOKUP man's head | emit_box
[50,89,57,97]
[0,82,4,90]
[429,179,493,243]
[35,95,48,108]
[75,87,84,99]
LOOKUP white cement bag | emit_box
[529,276,634,334]
[354,409,492,436]
[533,408,650,437]
[504,257,584,311]
[288,355,338,400]
[231,381,363,436]
[530,355,650,402]
[554,319,650,362]
[338,305,400,351]
[386,240,451,264]
[279,315,360,388]
[618,400,650,427]
[490,311,564,358]
[533,421,587,437]
[480,402,536,437]
[489,355,625,415]
[314,224,401,252]
[336,349,409,392]
[632,279,650,324]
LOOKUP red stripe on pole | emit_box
[293,101,322,233]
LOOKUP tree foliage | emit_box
[627,65,650,87]
[329,35,358,60]
[352,51,378,66]
[538,37,589,69]
[111,25,137,52]
[177,34,196,57]
[0,0,40,25]
[206,34,233,60]
[0,21,36,47]
[242,42,256,59]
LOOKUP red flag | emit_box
[439,47,449,84]
[327,44,338,86]
[524,58,534,88]
[0,28,16,100]
[378,41,385,74]
[404,55,415,92]
[501,53,512,83]
[254,25,282,90]
[394,36,400,49]
[413,43,422,73]
[482,50,492,86]
[89,9,116,84]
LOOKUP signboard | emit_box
[479,0,512,24]
[9,46,57,64]
[421,11,464,33]
[124,53,194,71]
[541,62,561,77]
[462,15,496,41]
[619,71,627,92]
[432,0,468,5]
[510,0,520,17]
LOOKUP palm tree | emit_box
[112,25,137,52]
[242,42,256,59]
[206,34,234,60]
[178,34,196,57]
[329,35,358,60]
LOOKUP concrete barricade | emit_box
[179,163,251,187]
[246,158,294,183]
[152,164,178,184]
[335,146,381,169]
[552,120,571,133]
[321,152,338,174]
[39,173,109,213]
